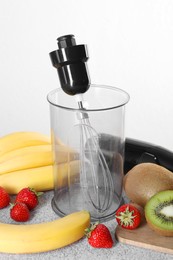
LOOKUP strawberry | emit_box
[115,204,141,229]
[0,186,10,209]
[85,222,113,248]
[10,202,30,222]
[15,187,42,210]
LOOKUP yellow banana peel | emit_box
[0,131,51,156]
[0,143,78,164]
[0,210,90,254]
[0,145,53,174]
[0,160,79,194]
[0,131,79,193]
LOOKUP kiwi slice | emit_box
[145,190,173,236]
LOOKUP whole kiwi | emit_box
[123,163,173,207]
[145,190,173,236]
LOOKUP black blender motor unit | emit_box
[49,34,173,174]
[49,34,90,96]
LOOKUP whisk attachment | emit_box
[75,95,114,214]
[49,35,115,217]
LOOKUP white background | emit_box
[0,0,173,150]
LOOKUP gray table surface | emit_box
[0,191,172,260]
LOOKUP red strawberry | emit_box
[0,186,10,209]
[115,204,141,229]
[85,222,113,248]
[10,202,30,222]
[15,187,42,210]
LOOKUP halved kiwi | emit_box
[145,190,173,236]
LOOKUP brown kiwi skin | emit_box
[123,163,173,207]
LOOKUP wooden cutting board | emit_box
[115,220,173,255]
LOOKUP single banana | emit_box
[0,144,52,163]
[0,131,51,156]
[0,145,53,174]
[0,210,90,254]
[0,160,79,194]
[0,144,78,164]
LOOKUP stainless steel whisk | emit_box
[76,95,114,213]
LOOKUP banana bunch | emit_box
[0,210,90,254]
[0,131,79,194]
